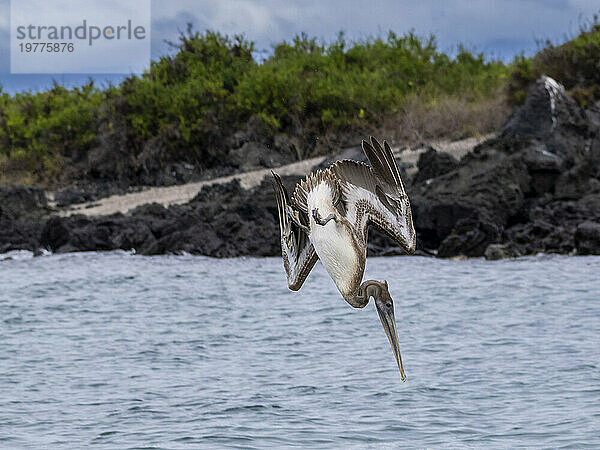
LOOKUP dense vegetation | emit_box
[0,82,105,183]
[5,19,599,187]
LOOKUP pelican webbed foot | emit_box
[286,205,310,233]
[312,208,337,226]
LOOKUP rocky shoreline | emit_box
[1,77,599,259]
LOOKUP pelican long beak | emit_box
[375,297,406,382]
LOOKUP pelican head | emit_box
[374,282,406,381]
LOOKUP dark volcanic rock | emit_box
[497,75,591,159]
[229,141,294,171]
[31,177,302,257]
[412,146,459,184]
[408,75,600,257]
[0,185,49,253]
[0,185,49,220]
[575,221,600,255]
[40,217,71,252]
[0,218,42,253]
[519,144,563,196]
[437,216,502,257]
[410,196,476,250]
[410,147,529,255]
[53,182,148,207]
[54,187,91,207]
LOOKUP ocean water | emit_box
[0,252,599,448]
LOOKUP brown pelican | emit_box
[272,136,416,381]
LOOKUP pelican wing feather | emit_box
[331,137,416,252]
[272,172,319,290]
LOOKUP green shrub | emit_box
[117,28,256,161]
[236,33,508,132]
[0,81,103,180]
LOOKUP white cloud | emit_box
[2,0,599,60]
[148,0,600,59]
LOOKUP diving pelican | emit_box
[272,136,416,381]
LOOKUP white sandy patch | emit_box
[57,156,326,217]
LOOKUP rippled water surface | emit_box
[1,252,599,448]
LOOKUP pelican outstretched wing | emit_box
[272,172,318,290]
[331,137,416,252]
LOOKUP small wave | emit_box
[0,250,35,261]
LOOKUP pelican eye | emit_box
[386,302,392,308]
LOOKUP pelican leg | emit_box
[312,208,337,226]
[286,205,310,233]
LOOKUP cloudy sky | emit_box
[0,0,599,94]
